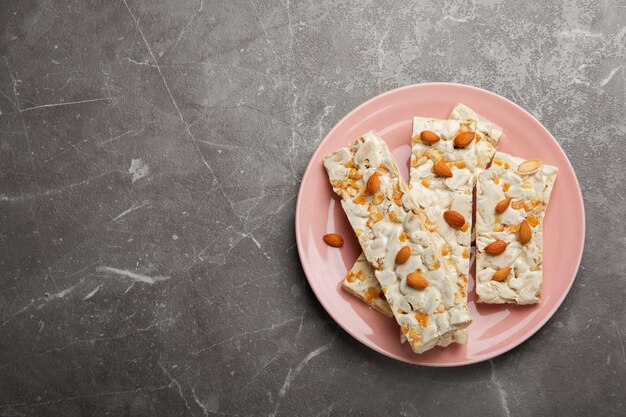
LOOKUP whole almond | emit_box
[484,240,508,255]
[495,197,512,214]
[518,219,532,245]
[433,159,453,178]
[323,233,344,247]
[492,267,512,281]
[443,210,465,229]
[420,130,441,144]
[395,246,411,265]
[407,271,429,289]
[367,172,380,194]
[518,159,542,174]
[453,131,475,148]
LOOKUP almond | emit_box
[323,233,344,247]
[412,155,428,167]
[354,192,368,205]
[395,246,411,265]
[495,197,511,214]
[443,210,465,229]
[484,240,508,255]
[517,159,542,174]
[420,130,441,144]
[433,159,453,178]
[366,172,380,194]
[492,267,511,281]
[372,192,385,205]
[518,219,532,245]
[392,189,403,203]
[407,271,429,289]
[453,131,475,148]
[425,148,442,161]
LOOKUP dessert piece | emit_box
[340,105,503,331]
[475,152,558,304]
[409,117,477,299]
[324,131,472,353]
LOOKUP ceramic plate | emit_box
[295,83,585,366]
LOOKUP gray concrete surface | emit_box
[1,0,625,416]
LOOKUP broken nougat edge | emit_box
[449,103,504,243]
[449,103,503,174]
[324,131,471,353]
[342,253,393,318]
[475,152,557,304]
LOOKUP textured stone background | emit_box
[1,0,625,416]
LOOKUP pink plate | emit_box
[295,83,585,366]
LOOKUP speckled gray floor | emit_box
[1,0,625,416]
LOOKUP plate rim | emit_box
[295,82,586,367]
